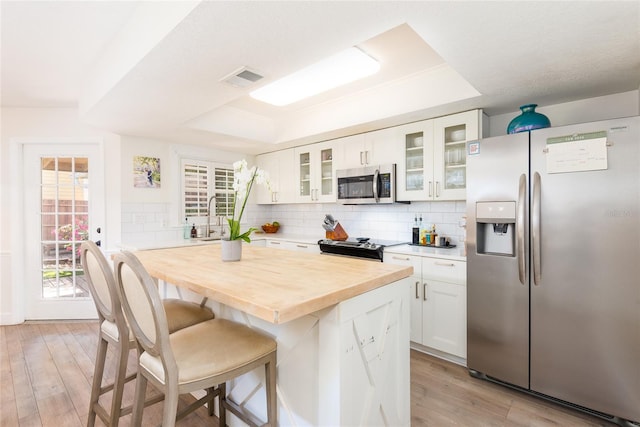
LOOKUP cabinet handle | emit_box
[296,244,308,249]
[415,281,420,299]
[360,151,365,165]
[428,181,433,197]
[423,282,428,301]
[392,256,410,261]
[270,241,280,245]
[365,151,370,165]
[434,261,455,267]
[435,181,441,197]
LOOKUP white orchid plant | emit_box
[228,159,270,242]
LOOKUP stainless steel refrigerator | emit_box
[466,116,640,425]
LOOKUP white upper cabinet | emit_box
[397,110,482,201]
[433,110,480,200]
[396,119,434,201]
[341,127,399,168]
[257,109,482,204]
[255,149,295,204]
[294,140,337,203]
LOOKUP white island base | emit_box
[163,278,410,426]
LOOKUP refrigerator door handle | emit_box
[532,171,542,286]
[517,173,526,285]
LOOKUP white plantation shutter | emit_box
[181,160,234,218]
[214,167,234,216]
[183,161,209,217]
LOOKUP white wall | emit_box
[488,90,640,137]
[0,107,121,324]
[119,136,252,248]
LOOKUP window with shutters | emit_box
[181,159,234,218]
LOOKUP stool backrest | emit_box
[113,251,176,370]
[80,241,127,332]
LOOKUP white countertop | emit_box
[120,234,466,261]
[120,232,322,252]
[385,244,466,262]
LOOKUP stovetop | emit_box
[317,238,409,261]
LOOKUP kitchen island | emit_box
[132,244,413,426]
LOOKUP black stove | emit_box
[317,237,408,262]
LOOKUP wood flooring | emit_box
[1,321,617,426]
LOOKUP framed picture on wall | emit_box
[133,156,161,188]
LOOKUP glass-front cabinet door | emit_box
[318,146,335,201]
[295,141,336,203]
[433,110,480,200]
[396,120,434,201]
[397,111,481,201]
[298,150,312,199]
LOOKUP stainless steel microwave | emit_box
[336,164,396,204]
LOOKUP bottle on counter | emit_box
[183,217,190,239]
[432,225,439,246]
[412,215,420,245]
[419,217,428,245]
[190,224,197,238]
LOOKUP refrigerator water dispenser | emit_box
[476,201,516,256]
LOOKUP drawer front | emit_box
[266,239,286,249]
[290,242,320,254]
[384,253,421,275]
[422,258,466,284]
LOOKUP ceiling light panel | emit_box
[250,47,380,106]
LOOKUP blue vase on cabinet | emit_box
[507,104,550,134]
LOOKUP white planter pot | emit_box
[221,239,242,262]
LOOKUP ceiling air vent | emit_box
[221,67,264,88]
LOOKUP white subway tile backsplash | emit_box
[122,200,467,247]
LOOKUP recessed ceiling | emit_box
[2,1,639,154]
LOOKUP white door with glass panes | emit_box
[23,143,104,320]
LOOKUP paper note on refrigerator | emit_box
[545,135,608,174]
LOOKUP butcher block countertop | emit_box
[131,244,413,324]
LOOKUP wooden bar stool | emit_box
[113,250,278,427]
[80,241,214,427]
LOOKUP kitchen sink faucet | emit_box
[207,196,225,238]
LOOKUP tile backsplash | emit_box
[122,201,467,246]
[257,201,467,244]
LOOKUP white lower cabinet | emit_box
[265,239,320,254]
[385,252,467,359]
